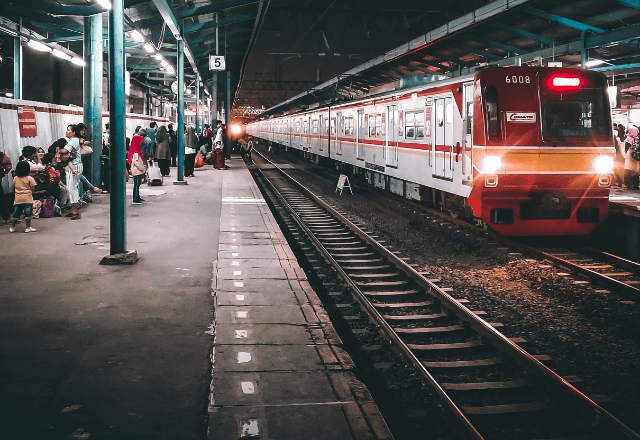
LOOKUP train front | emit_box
[468,67,615,236]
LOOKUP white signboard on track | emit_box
[335,174,352,195]
[209,55,226,71]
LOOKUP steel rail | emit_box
[253,149,640,440]
[252,154,484,440]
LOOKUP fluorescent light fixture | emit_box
[586,59,605,67]
[96,0,112,9]
[52,49,71,61]
[71,57,85,66]
[143,42,155,53]
[6,92,13,97]
[204,89,210,96]
[185,88,191,95]
[161,59,169,68]
[154,53,162,60]
[131,30,145,43]
[27,40,52,53]
[166,66,175,74]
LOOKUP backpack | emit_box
[47,168,61,185]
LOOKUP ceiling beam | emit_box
[151,0,199,78]
[465,33,522,55]
[134,0,258,28]
[614,0,640,9]
[520,7,605,33]
[490,22,554,45]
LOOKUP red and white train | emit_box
[247,67,614,236]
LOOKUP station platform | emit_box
[609,186,640,217]
[0,158,392,440]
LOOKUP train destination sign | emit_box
[506,112,536,123]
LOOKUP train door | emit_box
[386,105,398,167]
[303,117,309,150]
[318,115,324,151]
[336,112,343,155]
[433,97,453,179]
[462,84,473,182]
[357,110,365,160]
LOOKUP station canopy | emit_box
[0,0,267,105]
[232,0,640,120]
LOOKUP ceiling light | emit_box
[166,66,175,74]
[154,53,162,60]
[143,42,155,53]
[131,30,145,43]
[161,59,169,68]
[71,57,85,66]
[6,92,13,97]
[27,40,52,53]
[96,0,112,9]
[185,88,191,95]
[52,49,71,61]
[586,59,605,67]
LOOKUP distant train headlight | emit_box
[482,156,502,173]
[230,124,242,135]
[593,155,614,174]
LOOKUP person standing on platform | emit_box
[128,130,146,204]
[139,128,154,162]
[624,127,640,190]
[9,161,37,233]
[168,124,177,167]
[64,124,82,220]
[155,125,171,177]
[147,122,157,155]
[213,120,225,170]
[184,125,198,177]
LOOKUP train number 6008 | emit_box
[505,76,530,84]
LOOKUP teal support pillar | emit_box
[174,38,186,184]
[226,70,231,159]
[84,13,104,186]
[13,37,22,99]
[106,0,130,259]
[581,31,588,69]
[211,73,218,122]
[195,72,200,134]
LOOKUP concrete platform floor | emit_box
[0,158,391,440]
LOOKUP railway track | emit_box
[249,151,640,440]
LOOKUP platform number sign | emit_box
[209,55,226,71]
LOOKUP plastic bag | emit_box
[194,152,205,168]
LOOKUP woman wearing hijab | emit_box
[128,129,146,204]
[184,125,198,177]
[154,125,171,177]
[624,127,640,190]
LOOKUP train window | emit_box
[368,115,381,137]
[303,120,308,134]
[436,104,444,127]
[312,119,318,134]
[296,121,300,133]
[541,88,609,140]
[446,104,453,127]
[344,117,354,135]
[331,118,336,134]
[485,86,500,137]
[405,110,425,139]
[466,103,473,135]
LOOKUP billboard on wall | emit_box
[17,106,37,137]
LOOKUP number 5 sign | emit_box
[209,55,226,71]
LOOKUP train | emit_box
[247,67,615,236]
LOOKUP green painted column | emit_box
[226,70,231,159]
[84,14,104,186]
[195,72,200,134]
[108,0,128,255]
[13,37,22,99]
[174,38,186,183]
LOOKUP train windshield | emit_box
[541,87,609,142]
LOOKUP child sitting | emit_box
[10,161,37,233]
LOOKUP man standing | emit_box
[213,120,225,170]
[147,122,157,158]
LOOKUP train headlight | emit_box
[482,156,502,173]
[593,155,614,174]
[230,124,243,135]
